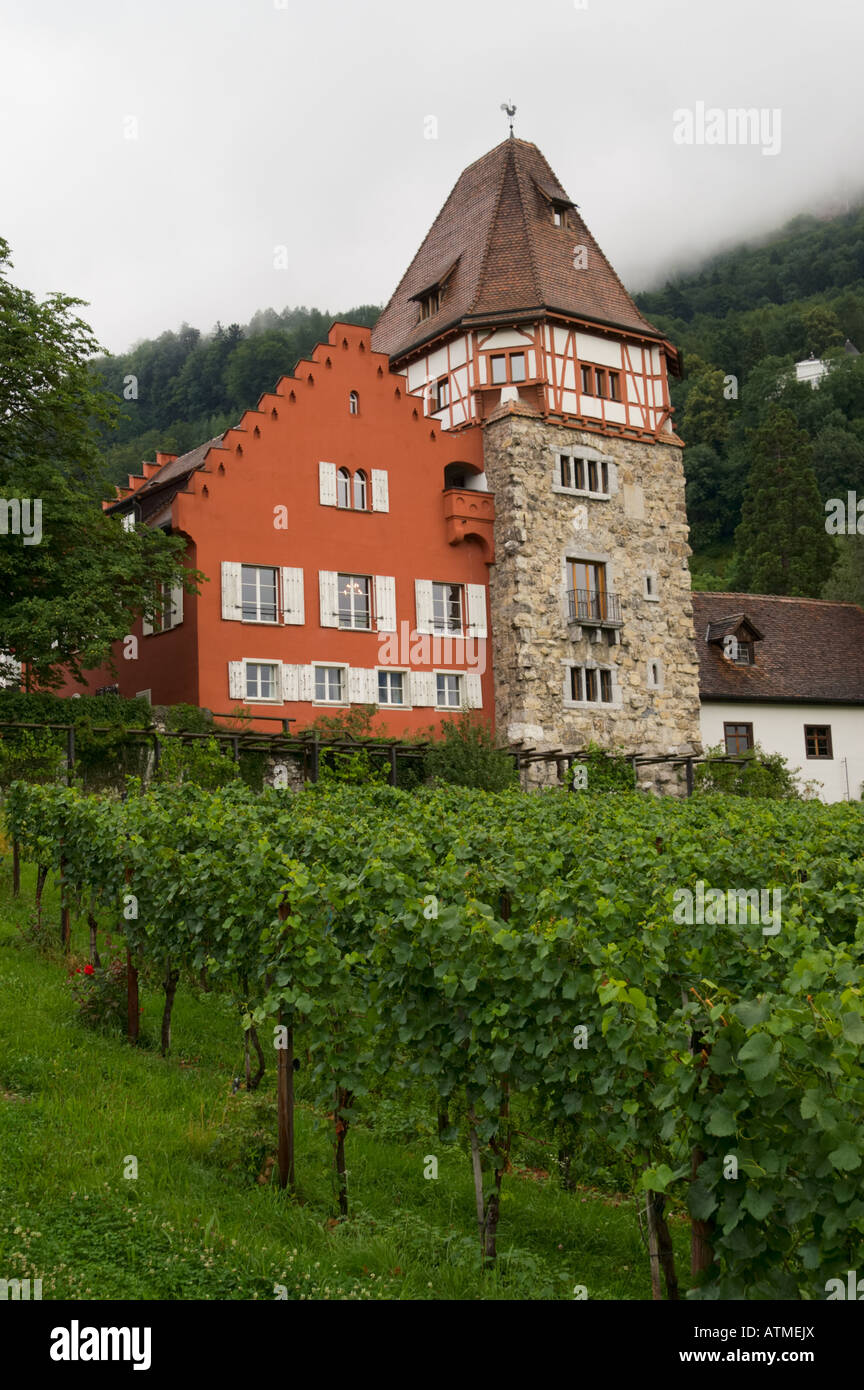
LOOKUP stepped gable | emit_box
[105,322,464,526]
[692,592,864,704]
[372,137,671,362]
[105,437,226,520]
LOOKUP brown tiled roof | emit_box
[692,592,864,704]
[372,137,670,362]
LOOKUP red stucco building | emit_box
[65,322,493,734]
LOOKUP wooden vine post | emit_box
[160,957,180,1056]
[276,897,295,1191]
[688,986,715,1279]
[59,851,71,951]
[125,863,139,1044]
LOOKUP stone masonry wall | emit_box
[482,414,702,791]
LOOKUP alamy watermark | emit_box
[0,498,42,545]
[1,1277,42,1299]
[377,620,486,675]
[825,493,864,534]
[673,880,781,936]
[673,103,781,157]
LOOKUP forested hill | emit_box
[92,304,381,485]
[633,201,864,601]
[92,200,864,603]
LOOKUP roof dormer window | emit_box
[419,290,441,321]
[705,613,763,667]
[410,257,460,326]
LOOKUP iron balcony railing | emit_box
[567,588,622,625]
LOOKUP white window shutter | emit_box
[319,571,339,627]
[299,665,315,701]
[169,583,184,629]
[410,670,437,707]
[347,666,367,704]
[281,567,304,625]
[374,575,397,631]
[415,579,434,635]
[465,673,483,709]
[319,461,337,506]
[371,469,389,512]
[365,668,380,703]
[281,664,300,702]
[228,662,245,700]
[466,584,487,639]
[142,611,154,637]
[221,562,243,621]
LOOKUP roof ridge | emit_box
[466,143,513,316]
[693,591,862,607]
[511,142,545,313]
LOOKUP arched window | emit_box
[337,467,351,509]
[353,469,368,510]
[349,391,359,415]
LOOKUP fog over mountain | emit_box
[2,0,862,352]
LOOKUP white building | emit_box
[692,593,864,801]
[794,339,860,389]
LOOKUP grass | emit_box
[0,859,689,1300]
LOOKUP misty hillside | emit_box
[92,203,864,604]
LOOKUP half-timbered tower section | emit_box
[373,137,702,781]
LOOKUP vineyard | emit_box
[4,779,864,1300]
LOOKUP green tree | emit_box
[425,712,518,791]
[680,356,732,449]
[0,238,197,687]
[821,535,864,607]
[732,406,835,596]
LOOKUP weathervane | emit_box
[500,101,517,138]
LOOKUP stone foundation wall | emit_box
[482,414,702,790]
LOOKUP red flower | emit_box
[74,968,82,974]
[83,964,95,976]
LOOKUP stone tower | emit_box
[372,136,701,785]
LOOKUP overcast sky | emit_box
[3,0,862,354]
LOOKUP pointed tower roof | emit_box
[372,138,671,363]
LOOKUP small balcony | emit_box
[567,588,622,627]
[443,487,495,561]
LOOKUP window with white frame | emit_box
[377,670,406,706]
[436,673,463,708]
[349,391,359,415]
[435,378,450,411]
[241,564,278,623]
[315,665,345,703]
[338,574,371,630]
[337,467,351,509]
[432,581,463,634]
[246,662,279,701]
[353,470,368,510]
